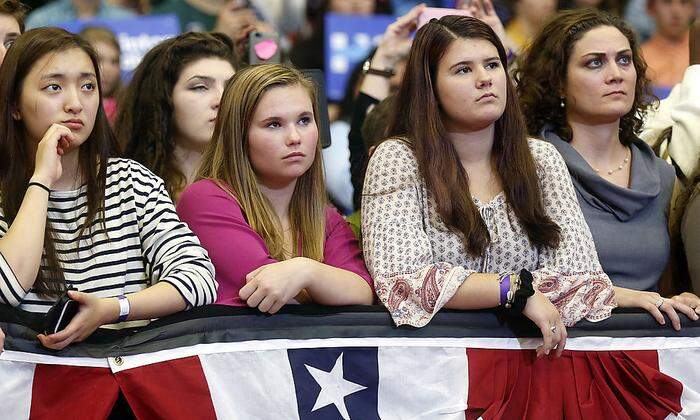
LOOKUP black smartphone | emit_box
[301,69,332,149]
[248,31,281,64]
[43,289,79,335]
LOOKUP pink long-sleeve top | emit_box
[177,179,374,306]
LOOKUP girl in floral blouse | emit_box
[362,16,616,357]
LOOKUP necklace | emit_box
[592,148,630,176]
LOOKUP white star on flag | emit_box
[305,353,367,419]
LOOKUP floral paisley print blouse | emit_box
[362,138,616,328]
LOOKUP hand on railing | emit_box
[671,292,700,314]
[522,291,567,358]
[614,287,699,330]
[240,258,311,314]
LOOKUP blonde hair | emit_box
[197,64,326,261]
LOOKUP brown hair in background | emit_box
[80,26,121,54]
[111,0,150,14]
[361,95,395,153]
[0,0,28,32]
[79,26,122,98]
[116,32,238,202]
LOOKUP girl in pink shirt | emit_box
[177,64,374,312]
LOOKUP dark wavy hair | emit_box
[116,32,238,201]
[384,15,561,256]
[0,28,117,295]
[514,9,654,145]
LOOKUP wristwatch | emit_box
[362,59,395,78]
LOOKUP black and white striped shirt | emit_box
[0,158,217,313]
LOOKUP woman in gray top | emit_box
[515,9,700,327]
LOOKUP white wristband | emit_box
[117,295,130,323]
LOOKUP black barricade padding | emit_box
[1,304,698,358]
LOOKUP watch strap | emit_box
[363,60,395,78]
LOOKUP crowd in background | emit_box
[14,0,697,88]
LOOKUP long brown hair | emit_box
[197,64,327,261]
[0,28,117,295]
[385,15,560,256]
[515,9,653,145]
[116,32,238,201]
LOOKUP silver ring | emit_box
[550,325,557,334]
[655,298,664,308]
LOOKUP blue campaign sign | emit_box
[59,15,179,79]
[324,13,394,101]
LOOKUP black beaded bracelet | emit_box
[28,181,51,194]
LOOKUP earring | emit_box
[560,98,565,108]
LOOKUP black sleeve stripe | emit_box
[160,279,195,309]
[144,231,193,261]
